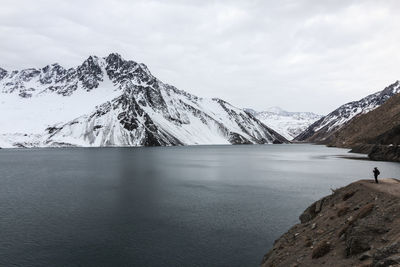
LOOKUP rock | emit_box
[340,233,346,241]
[346,236,371,256]
[345,221,388,257]
[359,251,372,261]
[315,199,324,213]
[304,239,313,248]
[374,255,400,267]
[373,241,400,264]
[383,215,393,223]
[338,224,349,238]
[337,206,351,217]
[347,203,374,225]
[343,191,356,201]
[311,223,317,230]
[299,196,328,223]
[312,241,331,259]
[299,203,317,223]
[358,204,374,219]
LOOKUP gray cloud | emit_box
[1,0,400,114]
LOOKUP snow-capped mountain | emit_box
[0,53,287,148]
[295,81,400,143]
[245,107,322,140]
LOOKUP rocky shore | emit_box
[261,179,400,267]
[350,145,400,163]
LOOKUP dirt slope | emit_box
[330,93,400,148]
[261,179,400,267]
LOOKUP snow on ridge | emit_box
[295,80,400,141]
[0,61,122,135]
[248,107,322,140]
[0,54,288,148]
[315,80,400,132]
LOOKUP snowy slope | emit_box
[295,81,400,143]
[0,53,287,148]
[0,56,121,134]
[245,107,322,140]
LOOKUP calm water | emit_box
[1,144,399,267]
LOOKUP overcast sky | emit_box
[1,0,399,114]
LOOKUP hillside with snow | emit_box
[295,81,400,143]
[0,53,287,148]
[245,107,322,140]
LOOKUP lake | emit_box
[1,144,399,266]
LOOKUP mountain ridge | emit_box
[294,81,400,143]
[326,91,400,162]
[0,53,288,148]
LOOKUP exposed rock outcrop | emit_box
[261,179,400,267]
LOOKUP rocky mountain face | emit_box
[0,53,287,148]
[329,92,400,148]
[262,179,400,267]
[245,107,322,140]
[327,92,400,162]
[294,81,400,143]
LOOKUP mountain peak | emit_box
[250,107,322,140]
[105,53,123,64]
[77,55,103,91]
[0,53,288,147]
[107,52,122,59]
[81,55,101,67]
[264,106,285,114]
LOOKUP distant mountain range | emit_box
[1,53,399,154]
[0,53,287,148]
[245,107,322,140]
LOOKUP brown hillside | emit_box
[330,93,400,148]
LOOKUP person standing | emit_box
[373,167,380,184]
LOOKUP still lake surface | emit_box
[1,144,399,267]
